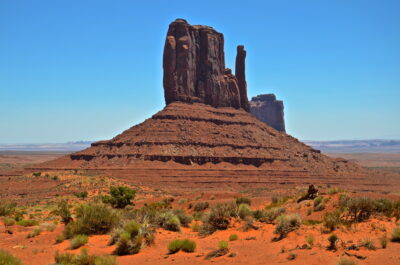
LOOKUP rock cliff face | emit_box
[250,94,286,132]
[163,19,249,110]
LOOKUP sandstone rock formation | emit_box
[163,19,249,110]
[250,94,286,132]
[36,19,367,187]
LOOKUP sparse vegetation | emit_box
[54,248,117,265]
[327,234,339,251]
[200,202,237,235]
[274,214,302,239]
[74,191,88,200]
[102,186,136,209]
[380,236,388,248]
[0,249,22,265]
[236,197,251,206]
[70,234,89,249]
[255,207,286,224]
[0,201,16,216]
[305,234,314,247]
[360,238,376,250]
[391,225,400,242]
[323,210,341,231]
[63,203,119,238]
[173,209,192,227]
[337,257,357,265]
[218,240,229,250]
[27,227,42,238]
[193,201,209,212]
[229,234,239,241]
[168,239,183,254]
[17,219,38,227]
[57,200,72,224]
[3,217,16,226]
[238,203,252,219]
[181,239,196,253]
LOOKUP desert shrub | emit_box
[110,220,154,255]
[327,234,339,251]
[102,186,136,209]
[305,234,314,247]
[229,234,239,241]
[380,236,388,248]
[323,210,341,231]
[63,203,119,238]
[55,234,65,244]
[3,217,15,226]
[74,191,88,200]
[32,172,41,177]
[173,209,192,227]
[218,240,229,250]
[54,248,117,265]
[0,249,22,265]
[313,196,326,211]
[178,198,188,204]
[360,238,376,250]
[238,204,252,219]
[168,239,183,254]
[157,212,181,232]
[266,196,290,209]
[236,197,251,206]
[0,201,16,217]
[337,257,357,265]
[27,227,42,238]
[341,197,376,222]
[193,202,209,212]
[57,200,72,224]
[17,219,37,227]
[70,234,89,249]
[181,239,196,252]
[201,202,237,234]
[114,231,142,255]
[40,222,56,232]
[391,225,400,242]
[274,214,302,239]
[191,222,200,232]
[314,203,326,212]
[257,207,286,224]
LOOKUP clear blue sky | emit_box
[1,0,399,144]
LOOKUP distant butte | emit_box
[35,19,367,187]
[250,94,286,132]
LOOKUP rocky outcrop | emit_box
[163,19,248,110]
[250,94,286,132]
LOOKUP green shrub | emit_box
[63,204,119,238]
[157,212,181,232]
[27,227,42,238]
[54,248,117,265]
[266,196,290,209]
[236,197,251,206]
[74,191,88,200]
[327,234,339,251]
[200,202,237,235]
[191,222,200,232]
[0,201,17,217]
[305,234,314,247]
[391,225,400,242]
[337,257,357,265]
[70,234,89,249]
[229,234,239,241]
[380,236,387,248]
[17,219,37,227]
[178,198,188,204]
[57,200,72,224]
[173,209,193,227]
[181,239,196,252]
[274,214,302,239]
[4,217,15,226]
[323,210,341,231]
[55,234,65,244]
[40,223,56,232]
[32,172,41,177]
[102,186,136,209]
[257,207,286,224]
[114,231,141,255]
[360,238,376,250]
[218,240,229,250]
[0,249,22,265]
[193,202,209,212]
[168,239,183,254]
[238,204,252,219]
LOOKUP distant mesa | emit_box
[35,19,365,183]
[250,94,285,132]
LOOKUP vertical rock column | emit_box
[235,45,249,111]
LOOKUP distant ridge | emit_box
[0,141,92,152]
[305,140,400,153]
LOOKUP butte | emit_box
[36,19,368,189]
